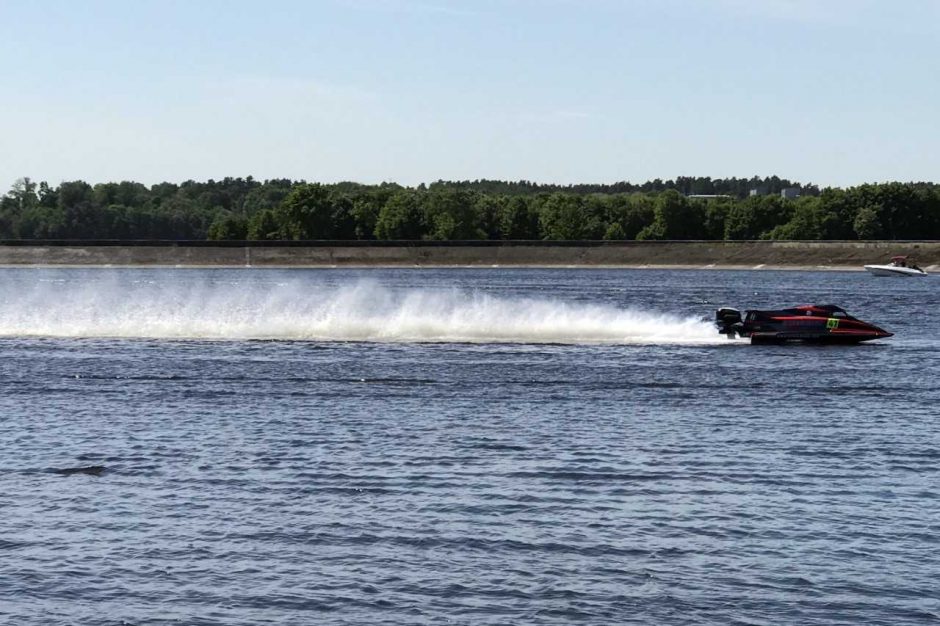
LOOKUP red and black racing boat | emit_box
[716,304,892,344]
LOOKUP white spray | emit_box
[0,275,719,344]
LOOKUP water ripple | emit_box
[1,268,939,625]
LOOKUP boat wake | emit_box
[0,277,719,345]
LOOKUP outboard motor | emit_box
[715,307,743,338]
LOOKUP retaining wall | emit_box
[0,240,938,269]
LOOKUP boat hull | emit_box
[749,332,888,345]
[864,264,927,277]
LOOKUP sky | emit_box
[1,0,938,189]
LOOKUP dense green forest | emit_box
[1,175,938,241]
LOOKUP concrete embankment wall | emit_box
[0,240,939,269]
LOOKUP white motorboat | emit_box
[864,256,927,277]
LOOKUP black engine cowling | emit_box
[716,307,743,337]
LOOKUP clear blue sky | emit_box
[1,0,938,188]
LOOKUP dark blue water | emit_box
[1,268,938,625]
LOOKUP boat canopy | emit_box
[792,304,847,315]
[745,304,853,319]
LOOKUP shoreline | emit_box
[0,263,888,271]
[0,241,937,270]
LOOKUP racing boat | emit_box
[715,304,892,344]
[864,256,927,277]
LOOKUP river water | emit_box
[1,268,937,625]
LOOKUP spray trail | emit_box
[0,277,719,344]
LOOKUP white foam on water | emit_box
[0,277,721,344]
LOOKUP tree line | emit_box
[1,175,938,241]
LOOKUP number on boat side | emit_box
[826,318,839,329]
